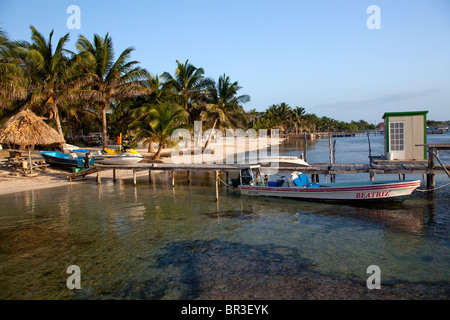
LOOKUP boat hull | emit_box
[238,180,421,203]
[93,155,143,165]
[246,156,310,167]
[40,151,93,168]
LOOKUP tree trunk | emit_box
[202,117,218,152]
[147,140,155,153]
[101,104,108,148]
[53,105,67,152]
[153,143,163,160]
[53,105,64,138]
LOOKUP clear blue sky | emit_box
[1,0,449,124]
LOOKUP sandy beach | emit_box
[0,136,283,196]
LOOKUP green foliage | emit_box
[1,25,377,149]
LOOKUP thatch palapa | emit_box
[0,108,65,149]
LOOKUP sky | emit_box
[1,0,449,124]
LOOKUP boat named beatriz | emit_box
[231,165,421,203]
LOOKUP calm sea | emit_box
[0,132,449,299]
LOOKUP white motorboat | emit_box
[94,146,143,165]
[231,165,421,203]
[245,155,310,167]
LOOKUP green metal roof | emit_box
[382,110,428,119]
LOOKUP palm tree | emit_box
[318,116,336,132]
[201,74,250,150]
[145,74,176,105]
[252,116,271,132]
[145,101,188,160]
[275,102,293,132]
[132,119,157,153]
[128,74,176,152]
[292,106,306,134]
[0,28,29,115]
[246,108,258,124]
[161,59,213,122]
[303,113,318,132]
[20,26,89,140]
[76,33,148,148]
[129,98,158,153]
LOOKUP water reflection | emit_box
[424,192,436,226]
[0,136,449,299]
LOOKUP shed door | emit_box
[389,121,405,159]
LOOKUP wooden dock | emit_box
[67,163,248,180]
[67,163,251,201]
[66,160,450,193]
[279,161,449,184]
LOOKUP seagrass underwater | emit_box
[0,135,449,300]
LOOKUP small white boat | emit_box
[232,165,420,203]
[94,146,143,165]
[427,127,444,134]
[246,155,310,167]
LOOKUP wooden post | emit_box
[304,133,307,162]
[427,147,435,189]
[133,170,136,185]
[329,133,333,164]
[367,129,372,165]
[113,169,116,182]
[171,170,175,187]
[187,170,190,184]
[332,140,336,164]
[96,171,101,184]
[370,171,374,181]
[149,170,152,183]
[215,170,219,202]
[28,147,33,175]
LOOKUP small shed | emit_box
[382,111,428,161]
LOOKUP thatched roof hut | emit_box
[0,109,65,149]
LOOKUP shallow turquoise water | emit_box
[0,134,449,299]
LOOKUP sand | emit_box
[0,136,283,195]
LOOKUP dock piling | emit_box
[171,170,175,187]
[427,147,435,189]
[303,133,307,162]
[215,170,219,201]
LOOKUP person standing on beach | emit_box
[84,152,91,169]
